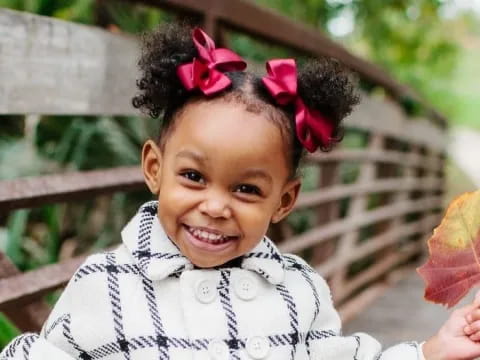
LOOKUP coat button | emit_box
[195,279,217,304]
[246,336,270,359]
[234,273,258,301]
[208,339,229,360]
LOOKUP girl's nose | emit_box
[199,193,232,219]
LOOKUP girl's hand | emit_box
[423,290,480,360]
[464,299,480,341]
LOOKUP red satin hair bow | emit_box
[262,59,334,153]
[177,28,247,95]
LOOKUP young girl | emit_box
[3,23,480,360]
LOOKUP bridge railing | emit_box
[0,0,446,332]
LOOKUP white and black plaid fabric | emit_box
[1,201,425,360]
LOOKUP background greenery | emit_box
[0,0,479,348]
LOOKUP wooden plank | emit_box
[295,176,443,209]
[132,0,447,128]
[0,253,50,331]
[0,9,139,115]
[0,166,144,212]
[0,255,86,310]
[280,195,442,254]
[307,149,443,172]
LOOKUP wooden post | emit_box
[330,133,383,301]
[369,138,411,278]
[310,162,340,268]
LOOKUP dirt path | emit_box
[343,271,475,347]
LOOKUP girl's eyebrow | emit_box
[241,169,273,185]
[175,150,207,164]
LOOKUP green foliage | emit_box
[5,209,30,267]
[103,2,171,33]
[0,114,156,272]
[352,0,458,108]
[35,116,156,169]
[0,137,57,180]
[255,0,343,28]
[435,41,480,130]
[255,0,462,122]
[0,0,95,23]
[0,314,19,349]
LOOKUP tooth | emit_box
[189,227,232,243]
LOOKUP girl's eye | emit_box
[180,170,205,184]
[235,184,261,196]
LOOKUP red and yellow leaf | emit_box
[417,189,480,308]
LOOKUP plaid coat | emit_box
[1,201,425,360]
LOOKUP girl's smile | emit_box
[183,224,238,252]
[142,98,301,268]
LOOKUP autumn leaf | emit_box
[417,189,480,308]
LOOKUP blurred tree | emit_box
[0,0,96,23]
[255,0,459,117]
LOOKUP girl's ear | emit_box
[142,139,163,195]
[271,178,302,223]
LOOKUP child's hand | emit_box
[464,294,480,341]
[423,290,480,360]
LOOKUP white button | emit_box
[208,339,229,360]
[195,279,217,304]
[246,336,270,359]
[234,273,258,301]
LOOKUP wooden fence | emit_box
[0,0,447,333]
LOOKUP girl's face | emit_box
[142,100,301,268]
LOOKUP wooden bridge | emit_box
[0,0,448,343]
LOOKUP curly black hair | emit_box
[132,22,360,177]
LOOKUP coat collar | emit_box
[121,201,286,285]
